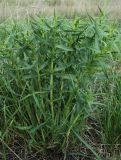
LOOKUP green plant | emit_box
[0,16,94,154]
[96,70,121,144]
[0,12,121,159]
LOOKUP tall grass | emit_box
[0,12,121,159]
[0,0,121,18]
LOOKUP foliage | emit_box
[0,13,121,159]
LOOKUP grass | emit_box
[1,10,121,159]
[0,0,121,18]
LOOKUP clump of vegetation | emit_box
[0,12,121,159]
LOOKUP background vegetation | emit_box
[0,0,121,18]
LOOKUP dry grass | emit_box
[0,0,120,18]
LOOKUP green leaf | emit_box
[56,45,74,52]
[15,125,32,131]
[30,123,45,134]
